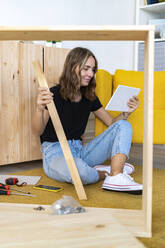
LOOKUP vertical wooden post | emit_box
[33,60,87,200]
[143,29,154,235]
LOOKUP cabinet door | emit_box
[44,46,70,87]
[0,41,42,165]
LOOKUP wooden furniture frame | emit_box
[0,26,154,238]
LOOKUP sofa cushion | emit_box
[96,69,113,108]
[113,70,144,110]
[113,69,165,110]
[113,69,165,144]
[95,69,113,136]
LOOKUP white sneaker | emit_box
[94,163,134,175]
[102,172,142,194]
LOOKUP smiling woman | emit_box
[32,46,142,194]
[59,47,98,102]
[79,56,96,87]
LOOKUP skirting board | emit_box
[0,203,146,248]
[0,25,155,238]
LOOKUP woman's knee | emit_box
[45,156,99,185]
[47,157,73,183]
[74,158,99,185]
[116,120,132,134]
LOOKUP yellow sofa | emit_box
[95,69,165,144]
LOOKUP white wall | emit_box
[0,0,136,73]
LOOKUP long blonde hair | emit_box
[59,47,98,101]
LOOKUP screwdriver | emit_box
[0,189,36,197]
[0,183,30,194]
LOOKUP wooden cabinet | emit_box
[0,42,70,165]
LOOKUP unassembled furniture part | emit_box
[0,25,154,240]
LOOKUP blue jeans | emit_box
[41,120,132,185]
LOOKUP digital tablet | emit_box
[105,85,140,112]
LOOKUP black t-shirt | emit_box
[40,84,102,143]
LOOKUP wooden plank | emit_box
[143,30,154,236]
[33,61,87,201]
[0,203,151,237]
[44,47,70,87]
[0,204,146,248]
[0,25,155,41]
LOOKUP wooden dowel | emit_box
[33,60,87,200]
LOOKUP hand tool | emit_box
[5,177,27,186]
[5,177,18,185]
[0,183,30,194]
[0,189,36,197]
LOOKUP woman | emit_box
[32,47,142,194]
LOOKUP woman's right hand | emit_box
[36,87,53,111]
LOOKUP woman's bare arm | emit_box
[94,96,139,127]
[32,87,53,136]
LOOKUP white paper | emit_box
[0,175,41,185]
[105,85,140,112]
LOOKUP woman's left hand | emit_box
[127,95,139,113]
[122,96,139,120]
